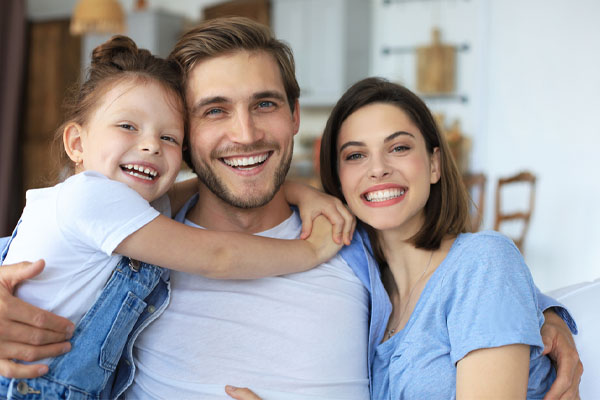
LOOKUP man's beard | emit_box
[192,141,293,209]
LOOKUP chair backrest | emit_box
[462,172,486,231]
[493,171,536,253]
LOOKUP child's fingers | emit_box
[336,203,355,245]
[299,211,313,240]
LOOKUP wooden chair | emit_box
[493,171,537,253]
[462,173,486,231]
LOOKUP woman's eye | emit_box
[392,145,410,153]
[345,153,363,161]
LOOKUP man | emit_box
[0,17,583,399]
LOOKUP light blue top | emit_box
[371,231,556,399]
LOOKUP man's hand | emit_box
[542,309,583,400]
[0,260,74,378]
[225,385,262,400]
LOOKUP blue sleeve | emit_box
[536,288,578,334]
[443,232,546,365]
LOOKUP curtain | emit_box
[0,0,26,236]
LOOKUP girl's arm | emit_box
[283,180,355,245]
[456,344,530,399]
[114,214,341,279]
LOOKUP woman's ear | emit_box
[430,147,441,184]
[63,122,84,168]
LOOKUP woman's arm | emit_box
[115,214,341,279]
[456,344,530,399]
[283,180,355,245]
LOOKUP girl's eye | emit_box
[119,123,136,131]
[160,135,178,144]
[345,153,364,161]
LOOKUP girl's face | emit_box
[75,80,184,202]
[337,102,440,236]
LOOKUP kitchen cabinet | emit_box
[82,9,183,70]
[272,0,371,106]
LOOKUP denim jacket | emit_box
[0,223,167,399]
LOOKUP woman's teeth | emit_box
[365,188,405,202]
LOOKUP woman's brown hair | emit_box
[54,35,186,180]
[320,77,471,267]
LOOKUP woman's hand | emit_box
[225,385,262,400]
[283,180,356,245]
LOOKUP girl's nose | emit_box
[140,136,160,154]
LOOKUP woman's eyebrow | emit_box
[339,141,365,153]
[385,131,415,143]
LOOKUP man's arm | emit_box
[0,260,74,378]
[537,290,583,400]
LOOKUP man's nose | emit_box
[229,110,265,144]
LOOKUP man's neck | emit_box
[185,183,293,234]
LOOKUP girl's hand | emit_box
[283,181,356,245]
[225,385,262,400]
[305,215,344,264]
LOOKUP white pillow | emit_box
[547,279,600,398]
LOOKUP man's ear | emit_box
[430,147,441,184]
[63,122,84,165]
[291,99,300,136]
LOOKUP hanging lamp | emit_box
[70,0,126,35]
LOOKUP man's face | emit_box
[186,50,299,209]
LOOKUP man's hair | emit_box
[320,77,471,267]
[169,16,300,110]
[169,17,300,169]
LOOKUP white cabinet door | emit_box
[273,0,370,106]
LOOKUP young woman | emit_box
[0,36,352,398]
[319,77,556,398]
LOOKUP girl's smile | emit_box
[66,80,184,202]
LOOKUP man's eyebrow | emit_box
[252,91,286,102]
[190,96,230,115]
[339,131,415,153]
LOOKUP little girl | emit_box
[0,36,349,398]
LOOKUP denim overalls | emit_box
[0,222,169,399]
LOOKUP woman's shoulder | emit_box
[442,231,529,283]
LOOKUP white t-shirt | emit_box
[126,211,370,400]
[4,171,161,331]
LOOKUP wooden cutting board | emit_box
[416,27,456,94]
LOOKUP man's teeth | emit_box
[122,164,158,180]
[223,153,268,168]
[365,188,405,202]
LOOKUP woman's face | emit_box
[337,102,440,236]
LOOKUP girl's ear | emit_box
[63,122,84,167]
[430,147,441,184]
